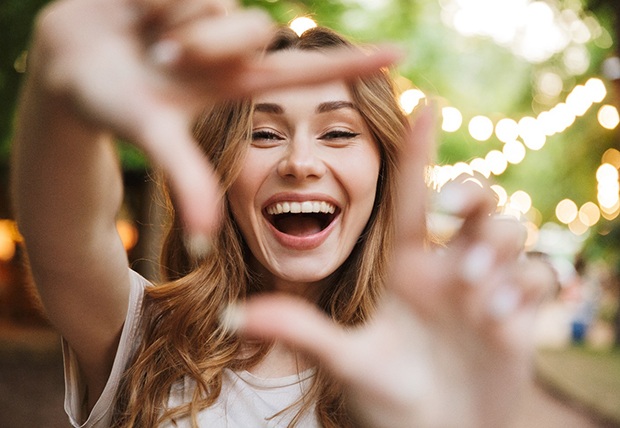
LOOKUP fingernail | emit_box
[150,39,181,66]
[488,285,521,320]
[433,184,468,215]
[426,210,463,240]
[184,233,212,260]
[219,303,246,333]
[461,244,495,285]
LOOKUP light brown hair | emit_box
[112,26,407,427]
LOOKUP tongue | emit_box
[276,215,323,237]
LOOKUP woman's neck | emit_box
[246,341,313,378]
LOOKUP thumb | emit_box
[227,295,358,378]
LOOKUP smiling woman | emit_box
[229,80,384,284]
[12,1,552,427]
[116,27,404,426]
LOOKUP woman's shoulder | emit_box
[63,268,151,427]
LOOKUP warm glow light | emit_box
[509,190,532,214]
[485,150,508,175]
[549,103,576,133]
[518,116,545,148]
[503,140,526,164]
[490,184,508,206]
[289,17,317,36]
[601,200,620,219]
[598,104,620,130]
[469,115,494,141]
[568,217,589,235]
[556,198,578,224]
[602,148,620,169]
[469,157,491,178]
[451,162,474,180]
[597,185,619,209]
[0,220,16,262]
[442,106,463,132]
[524,221,540,249]
[429,165,453,190]
[537,71,563,97]
[442,0,577,64]
[585,77,607,102]
[116,220,139,251]
[579,202,600,226]
[495,118,519,143]
[596,163,619,182]
[565,84,592,116]
[527,206,543,227]
[400,89,426,114]
[537,111,557,136]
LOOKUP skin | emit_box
[11,0,553,425]
[12,0,398,411]
[228,81,381,299]
[236,110,554,427]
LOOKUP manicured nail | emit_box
[461,244,495,286]
[150,39,181,66]
[434,184,468,215]
[219,303,246,333]
[184,233,212,260]
[488,285,521,320]
[426,210,463,240]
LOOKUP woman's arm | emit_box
[11,23,132,406]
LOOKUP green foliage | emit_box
[0,0,52,164]
[1,0,617,227]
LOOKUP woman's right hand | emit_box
[28,0,399,236]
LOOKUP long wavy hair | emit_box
[112,26,407,427]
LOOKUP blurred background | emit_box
[1,0,619,426]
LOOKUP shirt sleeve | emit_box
[62,269,149,428]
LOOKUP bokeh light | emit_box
[556,199,578,224]
[442,106,463,132]
[400,89,426,114]
[289,17,317,36]
[469,115,494,141]
[597,105,620,130]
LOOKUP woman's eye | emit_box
[320,130,360,140]
[252,130,283,141]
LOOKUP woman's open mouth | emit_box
[264,201,339,237]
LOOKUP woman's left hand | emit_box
[229,106,554,428]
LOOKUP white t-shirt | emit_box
[62,269,319,427]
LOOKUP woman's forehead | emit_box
[253,80,352,106]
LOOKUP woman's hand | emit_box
[28,0,399,235]
[230,106,554,427]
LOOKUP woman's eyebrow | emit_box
[316,101,356,114]
[254,103,283,114]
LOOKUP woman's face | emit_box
[227,80,381,296]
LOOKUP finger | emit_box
[226,295,358,379]
[386,106,447,311]
[463,250,556,328]
[134,109,223,236]
[135,0,236,28]
[431,179,497,243]
[387,247,450,320]
[394,104,437,245]
[515,256,557,305]
[235,47,403,96]
[151,9,274,67]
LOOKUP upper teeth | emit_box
[266,201,336,215]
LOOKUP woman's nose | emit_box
[277,138,327,181]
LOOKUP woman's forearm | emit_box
[12,68,125,277]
